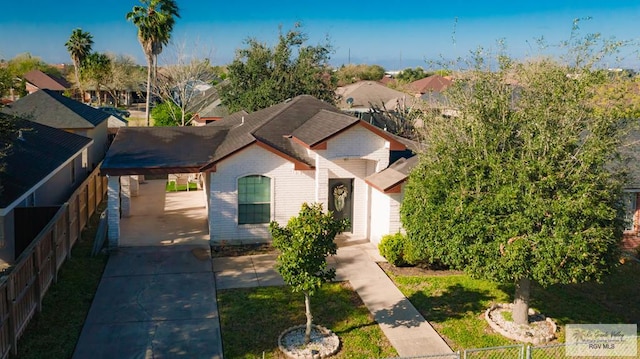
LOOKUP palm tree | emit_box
[65,29,94,102]
[126,0,180,126]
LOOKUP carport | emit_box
[101,126,230,247]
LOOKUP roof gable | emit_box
[23,70,70,91]
[2,89,109,129]
[408,75,452,94]
[0,113,92,209]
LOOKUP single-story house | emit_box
[2,89,112,172]
[0,113,92,265]
[22,69,71,95]
[407,75,452,96]
[101,95,417,246]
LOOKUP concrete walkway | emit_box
[213,241,453,357]
[73,245,222,359]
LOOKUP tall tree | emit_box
[126,0,180,126]
[152,43,217,126]
[402,54,627,325]
[102,53,145,107]
[221,23,336,113]
[270,203,347,344]
[65,28,94,102]
[81,53,111,105]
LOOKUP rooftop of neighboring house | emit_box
[0,113,92,210]
[1,89,109,129]
[22,69,70,92]
[102,95,417,176]
[407,74,453,94]
[336,80,417,111]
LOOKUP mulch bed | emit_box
[378,262,463,277]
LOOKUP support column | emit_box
[120,176,131,217]
[130,175,139,197]
[107,176,120,248]
[315,153,329,208]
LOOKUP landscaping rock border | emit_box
[278,324,340,358]
[485,303,557,344]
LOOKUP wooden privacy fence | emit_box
[0,166,108,358]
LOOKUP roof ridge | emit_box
[44,89,108,126]
[250,95,305,135]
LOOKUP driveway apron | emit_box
[73,245,222,359]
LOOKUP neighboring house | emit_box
[336,80,417,118]
[187,86,230,126]
[102,95,417,246]
[83,84,143,107]
[0,113,92,265]
[22,69,71,95]
[2,89,111,171]
[407,74,452,96]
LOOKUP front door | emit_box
[328,178,354,232]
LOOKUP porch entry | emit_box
[328,178,354,232]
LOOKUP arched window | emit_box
[238,175,271,224]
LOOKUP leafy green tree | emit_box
[269,203,348,344]
[126,0,180,126]
[396,67,426,83]
[65,28,94,101]
[402,54,627,325]
[102,53,145,107]
[221,23,336,113]
[81,52,111,105]
[335,64,386,85]
[5,53,58,78]
[0,67,12,99]
[151,101,190,126]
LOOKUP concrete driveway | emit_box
[73,245,222,359]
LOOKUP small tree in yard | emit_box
[402,30,630,326]
[269,203,348,344]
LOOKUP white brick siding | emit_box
[370,187,391,245]
[208,145,315,243]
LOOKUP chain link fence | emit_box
[385,337,639,359]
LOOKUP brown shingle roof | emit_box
[408,75,452,94]
[365,155,419,192]
[101,126,230,175]
[103,95,415,175]
[23,70,70,91]
[2,89,109,129]
[337,81,414,110]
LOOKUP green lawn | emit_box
[386,261,640,351]
[165,181,198,192]
[12,204,109,359]
[218,282,398,358]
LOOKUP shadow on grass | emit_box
[407,283,496,323]
[218,282,397,358]
[530,261,640,327]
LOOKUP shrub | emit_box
[378,233,408,266]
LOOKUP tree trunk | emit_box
[304,291,313,345]
[512,277,531,325]
[145,56,152,127]
[74,63,84,103]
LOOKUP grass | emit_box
[385,261,640,350]
[165,181,198,192]
[218,282,398,358]
[12,204,109,359]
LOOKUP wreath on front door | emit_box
[333,184,348,212]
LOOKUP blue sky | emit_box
[1,1,639,70]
